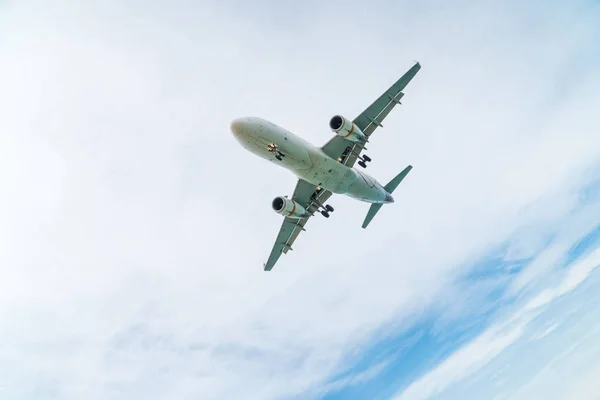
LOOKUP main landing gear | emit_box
[267,143,286,161]
[322,204,334,218]
[343,147,372,168]
[311,197,334,218]
[358,154,372,168]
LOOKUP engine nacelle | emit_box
[329,115,366,143]
[272,196,307,219]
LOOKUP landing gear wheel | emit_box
[362,155,371,162]
[358,161,367,168]
[325,204,334,212]
[320,210,330,218]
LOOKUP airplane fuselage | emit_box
[231,117,394,204]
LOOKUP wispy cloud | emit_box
[394,244,600,400]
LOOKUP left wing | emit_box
[321,62,421,167]
[264,179,332,271]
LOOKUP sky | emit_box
[0,0,599,399]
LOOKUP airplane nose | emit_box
[230,118,246,136]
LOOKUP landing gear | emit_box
[311,196,334,218]
[357,154,371,168]
[343,146,372,168]
[267,143,285,160]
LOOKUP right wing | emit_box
[321,62,421,167]
[264,179,332,271]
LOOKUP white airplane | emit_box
[230,62,421,271]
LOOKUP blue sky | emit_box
[318,197,600,399]
[1,1,599,399]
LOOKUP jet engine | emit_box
[329,115,366,143]
[272,196,307,219]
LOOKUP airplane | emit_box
[230,62,421,271]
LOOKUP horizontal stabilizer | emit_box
[362,165,413,229]
[362,203,383,229]
[384,165,413,193]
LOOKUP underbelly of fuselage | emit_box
[232,117,390,204]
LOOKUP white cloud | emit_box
[529,323,559,341]
[394,245,600,400]
[396,321,528,400]
[0,0,599,399]
[313,360,390,396]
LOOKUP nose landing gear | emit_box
[267,143,286,161]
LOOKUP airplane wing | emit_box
[321,62,421,167]
[264,179,332,271]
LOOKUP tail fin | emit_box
[384,165,413,193]
[362,165,413,229]
[362,203,383,229]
